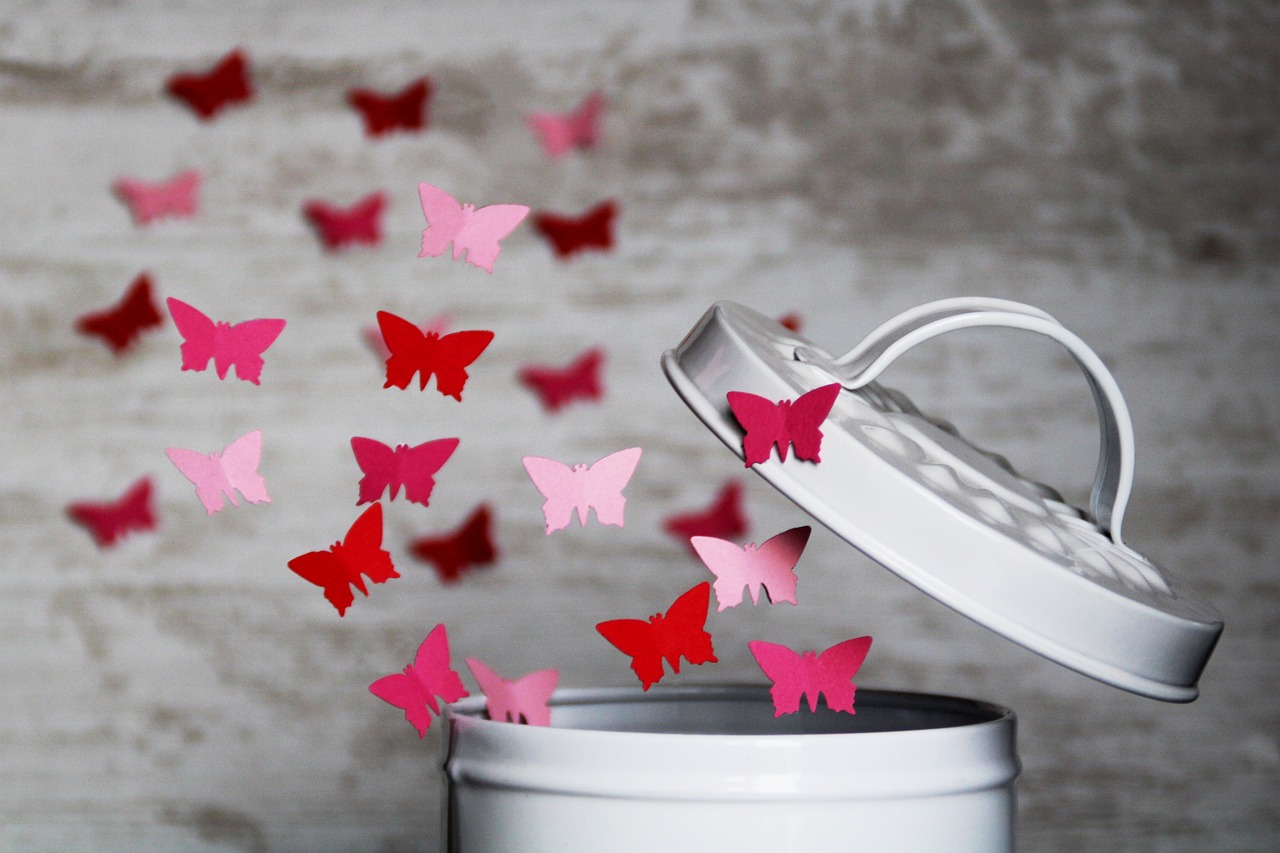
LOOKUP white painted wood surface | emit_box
[1,1,1277,850]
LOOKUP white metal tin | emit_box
[443,686,1018,853]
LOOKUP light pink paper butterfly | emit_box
[417,182,529,273]
[749,635,873,717]
[114,169,200,225]
[369,624,469,738]
[691,525,811,612]
[465,658,559,727]
[165,429,269,515]
[526,91,605,159]
[166,297,286,385]
[522,447,642,534]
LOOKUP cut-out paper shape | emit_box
[465,658,558,726]
[165,429,269,515]
[288,502,398,616]
[410,503,498,584]
[75,272,164,355]
[377,310,494,400]
[303,192,385,251]
[526,91,605,159]
[165,48,253,120]
[662,480,749,552]
[166,297,286,385]
[777,312,803,333]
[518,347,603,413]
[597,582,717,691]
[66,476,157,548]
[348,77,433,137]
[417,182,529,273]
[351,436,459,506]
[749,635,873,717]
[727,382,842,467]
[364,313,449,361]
[369,623,469,738]
[114,170,200,226]
[522,447,641,534]
[692,525,811,611]
[532,200,617,260]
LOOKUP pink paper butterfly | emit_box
[165,429,269,515]
[749,635,873,717]
[522,447,642,534]
[527,91,605,159]
[417,182,529,273]
[691,525,811,611]
[726,382,842,466]
[166,297,286,385]
[465,658,559,727]
[351,436,459,506]
[114,169,200,225]
[369,624,469,738]
[66,476,157,548]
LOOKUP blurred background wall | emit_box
[1,1,1276,850]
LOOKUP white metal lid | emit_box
[661,299,1223,702]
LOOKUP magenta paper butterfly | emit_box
[521,447,641,534]
[749,635,873,717]
[691,525,811,611]
[369,624,469,737]
[726,382,841,466]
[465,658,559,727]
[165,429,269,515]
[351,436,458,506]
[166,297,286,385]
[417,182,529,273]
[114,169,200,225]
[526,90,605,159]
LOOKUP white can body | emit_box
[443,685,1018,853]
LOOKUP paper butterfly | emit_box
[518,347,604,413]
[165,429,269,515]
[692,526,811,611]
[287,503,398,616]
[165,48,253,120]
[303,192,385,251]
[166,297,286,385]
[727,383,842,466]
[522,447,642,534]
[66,476,157,548]
[597,582,717,691]
[749,636,873,717]
[75,272,164,355]
[465,658,558,727]
[114,170,200,226]
[532,200,617,259]
[662,480,749,552]
[377,310,494,400]
[409,503,498,584]
[369,624,469,738]
[526,90,605,159]
[351,436,459,506]
[417,182,529,273]
[364,313,450,362]
[348,77,433,137]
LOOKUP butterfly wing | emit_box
[165,447,229,515]
[67,476,156,548]
[454,203,530,272]
[76,273,164,354]
[567,91,605,147]
[166,297,218,374]
[690,536,752,611]
[596,617,667,691]
[748,640,809,717]
[377,310,430,391]
[397,437,460,506]
[417,183,466,259]
[414,623,469,706]
[351,437,395,504]
[369,670,436,738]
[409,503,497,584]
[218,317,286,384]
[582,446,642,528]
[531,200,616,259]
[747,525,811,606]
[342,501,398,585]
[658,582,717,671]
[219,430,269,506]
[518,347,604,412]
[165,49,253,120]
[783,383,842,463]
[812,636,873,715]
[662,480,749,552]
[521,456,580,534]
[526,112,575,159]
[726,391,787,465]
[288,549,358,616]
[429,329,495,400]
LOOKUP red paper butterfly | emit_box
[377,310,494,400]
[518,347,604,413]
[727,383,842,466]
[531,200,617,259]
[351,436,459,506]
[526,91,605,159]
[75,272,164,355]
[369,624,469,737]
[662,480,749,553]
[287,503,398,616]
[364,313,450,362]
[465,658,558,727]
[165,48,254,120]
[166,298,286,385]
[749,636,873,717]
[302,192,386,251]
[409,503,498,584]
[113,170,200,226]
[348,77,433,137]
[66,476,157,548]
[596,582,718,691]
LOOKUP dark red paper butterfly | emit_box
[726,383,841,466]
[347,77,434,137]
[75,272,164,355]
[302,192,386,251]
[165,48,253,120]
[66,476,157,548]
[377,310,494,400]
[518,347,604,413]
[351,436,459,506]
[596,582,717,690]
[662,480,749,553]
[287,503,398,616]
[409,503,498,584]
[531,200,617,259]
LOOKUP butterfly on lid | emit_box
[517,347,604,413]
[726,382,842,467]
[526,90,605,159]
[597,582,717,691]
[376,310,494,401]
[114,170,200,226]
[465,658,558,727]
[348,77,434,137]
[369,624,469,737]
[531,200,617,260]
[692,526,811,612]
[165,430,269,516]
[288,503,398,616]
[166,297,285,385]
[76,272,165,355]
[165,48,254,120]
[749,636,873,717]
[522,447,642,534]
[302,192,386,251]
[66,476,157,548]
[409,503,498,584]
[350,436,459,506]
[416,183,529,273]
[662,479,749,554]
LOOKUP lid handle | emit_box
[828,298,1135,544]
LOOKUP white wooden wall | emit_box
[2,1,1277,850]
